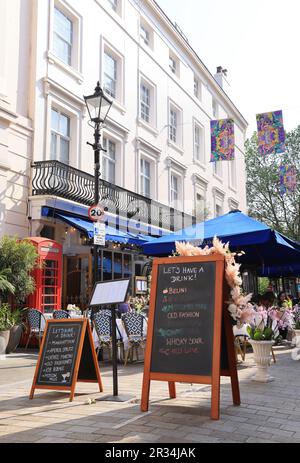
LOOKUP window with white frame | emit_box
[169,102,183,147]
[140,158,151,198]
[104,0,122,17]
[169,108,177,143]
[229,199,239,211]
[196,193,205,220]
[194,123,204,164]
[194,76,201,100]
[216,204,223,217]
[102,45,123,103]
[50,108,70,164]
[212,98,219,118]
[169,52,179,77]
[102,137,116,184]
[214,189,224,217]
[170,174,179,208]
[140,82,150,123]
[213,160,222,178]
[140,23,150,46]
[103,51,117,99]
[106,0,118,12]
[53,7,73,66]
[139,77,156,128]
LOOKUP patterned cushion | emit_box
[93,311,112,341]
[27,309,42,331]
[122,312,144,338]
[53,310,69,319]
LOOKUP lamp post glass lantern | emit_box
[84,81,112,124]
[84,82,112,285]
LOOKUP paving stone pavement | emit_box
[0,345,300,443]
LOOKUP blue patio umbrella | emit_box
[142,210,300,267]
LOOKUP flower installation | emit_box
[175,236,255,327]
[292,305,300,330]
[129,295,150,314]
[246,306,280,341]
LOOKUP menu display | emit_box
[36,322,82,387]
[141,255,240,420]
[151,262,216,376]
[30,319,103,402]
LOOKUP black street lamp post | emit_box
[84,82,112,285]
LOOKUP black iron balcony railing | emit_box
[31,161,195,232]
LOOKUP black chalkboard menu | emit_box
[150,261,216,376]
[30,319,103,402]
[36,322,83,387]
[141,255,241,419]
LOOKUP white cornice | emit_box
[43,77,86,108]
[166,156,187,173]
[192,173,208,187]
[136,136,162,157]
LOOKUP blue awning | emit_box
[41,208,151,245]
[257,264,300,277]
[142,210,300,267]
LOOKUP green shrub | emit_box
[0,236,39,304]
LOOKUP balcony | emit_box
[31,161,195,232]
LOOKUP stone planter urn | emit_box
[0,330,10,356]
[6,325,23,354]
[249,340,275,383]
[293,329,300,346]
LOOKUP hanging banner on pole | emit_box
[256,110,285,156]
[279,165,297,196]
[93,222,106,246]
[210,118,235,162]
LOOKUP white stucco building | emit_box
[0,0,248,307]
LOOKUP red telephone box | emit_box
[26,238,62,313]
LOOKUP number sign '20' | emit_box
[88,204,105,221]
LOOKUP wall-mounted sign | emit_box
[93,222,106,246]
[88,204,105,222]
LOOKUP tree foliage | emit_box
[0,236,39,304]
[245,126,300,241]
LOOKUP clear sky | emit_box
[156,0,300,137]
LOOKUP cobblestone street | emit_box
[0,345,300,443]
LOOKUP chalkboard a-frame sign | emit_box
[29,319,103,402]
[141,254,240,420]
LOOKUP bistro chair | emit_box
[93,310,124,361]
[25,308,46,349]
[121,311,147,366]
[234,334,248,362]
[53,310,70,319]
[84,308,99,323]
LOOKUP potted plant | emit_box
[247,307,281,382]
[0,303,14,355]
[6,308,25,354]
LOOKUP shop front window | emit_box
[103,251,113,281]
[114,252,122,279]
[124,254,132,279]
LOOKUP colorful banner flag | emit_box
[210,118,235,162]
[256,110,285,155]
[279,165,297,196]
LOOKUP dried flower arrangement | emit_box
[175,236,255,327]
